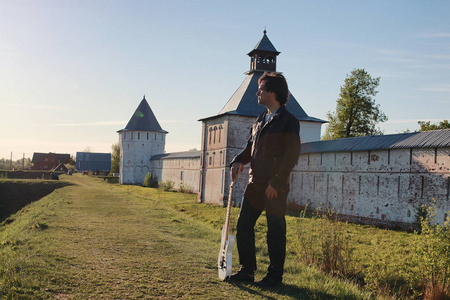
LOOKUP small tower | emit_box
[118,96,168,185]
[247,29,280,74]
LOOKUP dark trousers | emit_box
[236,182,288,280]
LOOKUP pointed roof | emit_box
[200,71,325,122]
[247,30,280,56]
[118,96,168,133]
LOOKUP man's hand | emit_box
[230,162,243,182]
[265,184,278,200]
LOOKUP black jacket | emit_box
[231,106,301,191]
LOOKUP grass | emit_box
[1,174,444,299]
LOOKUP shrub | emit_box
[295,207,355,277]
[178,183,191,194]
[158,180,174,192]
[143,172,158,188]
[412,199,450,299]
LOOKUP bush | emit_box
[412,199,450,299]
[143,172,158,188]
[158,180,174,192]
[178,183,191,194]
[295,207,355,277]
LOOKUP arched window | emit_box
[218,125,223,143]
[213,126,217,144]
[209,128,213,145]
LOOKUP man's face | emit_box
[256,81,275,106]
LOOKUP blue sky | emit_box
[1,0,449,160]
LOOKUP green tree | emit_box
[323,69,387,140]
[111,143,120,174]
[418,120,450,131]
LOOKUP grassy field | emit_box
[0,174,447,299]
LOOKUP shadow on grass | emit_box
[0,179,73,223]
[230,282,346,300]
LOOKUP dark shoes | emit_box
[228,269,255,283]
[228,270,282,287]
[255,275,282,288]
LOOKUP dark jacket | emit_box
[231,106,301,191]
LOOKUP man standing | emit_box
[229,72,300,287]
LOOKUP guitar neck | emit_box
[224,172,239,240]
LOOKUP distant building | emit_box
[31,152,70,171]
[76,152,111,173]
[54,162,68,173]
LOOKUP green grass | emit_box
[0,174,443,299]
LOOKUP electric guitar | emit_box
[218,170,240,280]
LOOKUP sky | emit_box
[1,0,449,161]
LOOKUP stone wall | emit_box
[288,147,450,227]
[151,156,201,193]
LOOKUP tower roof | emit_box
[118,96,168,133]
[247,30,280,56]
[212,72,325,122]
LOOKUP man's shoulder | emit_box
[279,106,298,121]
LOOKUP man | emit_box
[229,72,300,287]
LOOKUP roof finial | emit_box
[143,94,146,100]
[263,27,267,34]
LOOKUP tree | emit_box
[418,120,450,131]
[323,69,388,140]
[111,143,120,174]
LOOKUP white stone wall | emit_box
[151,157,201,193]
[288,147,450,227]
[119,130,166,185]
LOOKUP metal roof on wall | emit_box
[300,129,450,154]
[151,150,201,161]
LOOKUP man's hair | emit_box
[258,72,290,106]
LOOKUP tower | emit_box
[118,96,168,184]
[198,30,325,204]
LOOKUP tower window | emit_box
[209,128,213,145]
[218,125,223,143]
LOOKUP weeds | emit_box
[412,199,450,299]
[143,172,158,188]
[178,183,192,194]
[158,180,175,191]
[295,207,356,278]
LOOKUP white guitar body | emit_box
[217,170,240,281]
[218,225,235,280]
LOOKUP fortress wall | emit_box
[289,147,450,227]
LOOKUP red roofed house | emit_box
[31,152,70,171]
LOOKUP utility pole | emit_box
[10,152,12,170]
[23,153,25,170]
